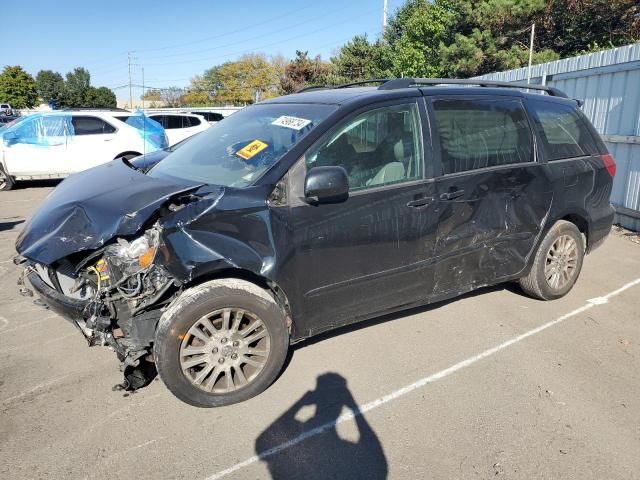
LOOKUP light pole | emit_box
[527,23,535,84]
[383,0,388,32]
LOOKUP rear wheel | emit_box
[154,279,289,407]
[0,166,15,191]
[519,220,584,300]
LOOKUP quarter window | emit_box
[432,98,533,175]
[528,101,596,161]
[306,103,424,191]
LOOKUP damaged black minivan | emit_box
[15,79,615,407]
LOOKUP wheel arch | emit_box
[561,213,589,250]
[186,268,294,334]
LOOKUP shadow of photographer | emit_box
[255,372,388,480]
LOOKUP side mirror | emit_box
[304,166,349,204]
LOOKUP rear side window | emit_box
[528,101,597,161]
[72,116,116,135]
[432,98,533,175]
[164,115,187,129]
[186,116,201,127]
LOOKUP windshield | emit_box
[148,103,337,187]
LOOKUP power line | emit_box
[136,0,319,54]
[143,10,380,67]
[139,5,364,62]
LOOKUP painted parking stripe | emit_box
[203,277,640,480]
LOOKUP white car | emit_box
[0,110,168,190]
[148,113,210,146]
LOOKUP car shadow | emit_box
[255,372,388,480]
[0,218,24,232]
[295,282,524,350]
[12,179,61,190]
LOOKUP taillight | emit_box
[600,153,616,177]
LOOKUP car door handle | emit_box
[440,189,465,201]
[406,196,434,208]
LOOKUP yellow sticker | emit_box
[236,140,268,160]
[95,258,110,281]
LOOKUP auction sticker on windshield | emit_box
[272,115,312,130]
[236,139,269,160]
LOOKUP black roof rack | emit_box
[297,79,392,93]
[378,78,567,98]
[335,79,392,89]
[297,86,330,93]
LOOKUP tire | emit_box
[519,220,584,300]
[154,279,289,407]
[0,165,15,191]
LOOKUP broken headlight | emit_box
[102,228,160,285]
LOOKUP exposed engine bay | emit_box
[19,224,180,391]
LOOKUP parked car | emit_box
[16,79,615,407]
[0,103,13,116]
[148,113,209,145]
[0,110,168,190]
[188,111,224,123]
[0,115,19,126]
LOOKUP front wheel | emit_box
[519,220,584,300]
[154,279,289,407]
[0,165,15,191]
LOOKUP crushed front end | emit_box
[18,224,178,391]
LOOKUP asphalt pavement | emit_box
[1,182,639,480]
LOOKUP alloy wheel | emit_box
[179,308,271,393]
[544,234,579,290]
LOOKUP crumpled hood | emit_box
[15,159,200,265]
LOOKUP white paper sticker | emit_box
[271,115,312,130]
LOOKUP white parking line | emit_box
[1,375,70,404]
[203,277,640,480]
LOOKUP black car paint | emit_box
[16,86,614,343]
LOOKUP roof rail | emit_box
[297,86,330,93]
[378,78,568,98]
[335,79,392,89]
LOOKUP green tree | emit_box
[35,70,64,103]
[192,54,283,105]
[337,0,639,81]
[59,67,91,107]
[0,66,38,108]
[280,50,333,94]
[84,86,116,108]
[331,35,393,82]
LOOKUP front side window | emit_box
[528,101,596,161]
[305,103,424,191]
[149,103,337,187]
[8,115,70,145]
[432,98,533,175]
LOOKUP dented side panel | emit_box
[431,164,554,296]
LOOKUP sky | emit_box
[3,0,405,101]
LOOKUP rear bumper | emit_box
[27,270,88,326]
[588,204,615,253]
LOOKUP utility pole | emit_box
[141,67,145,110]
[382,0,388,32]
[527,23,535,84]
[127,51,134,109]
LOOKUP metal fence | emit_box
[475,43,640,231]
